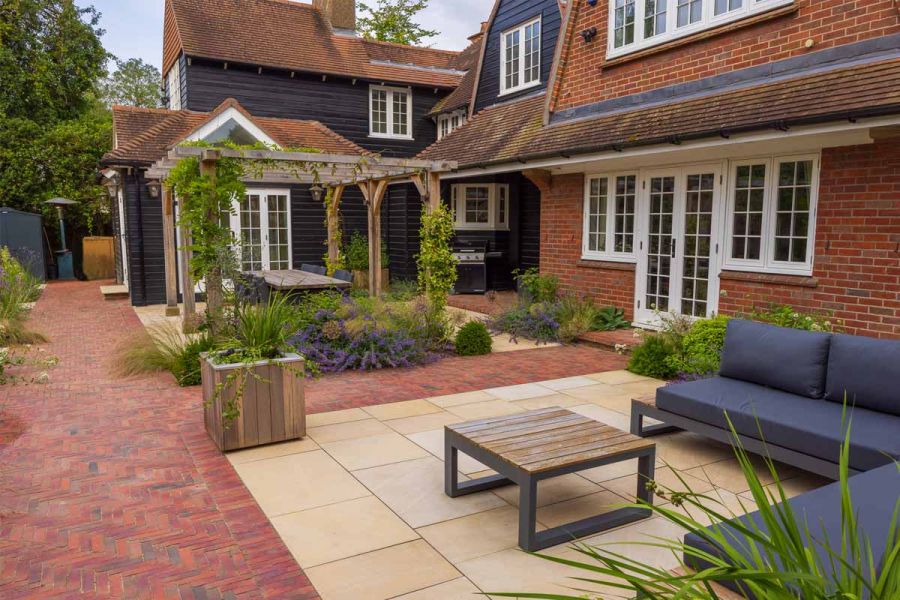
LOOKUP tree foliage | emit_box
[358,0,438,46]
[101,57,162,108]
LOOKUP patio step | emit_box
[100,284,129,301]
[577,328,640,353]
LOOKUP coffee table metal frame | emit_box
[444,424,656,552]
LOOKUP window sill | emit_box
[601,4,799,70]
[369,133,414,141]
[719,269,818,288]
[498,80,542,98]
[577,258,636,271]
[455,226,510,232]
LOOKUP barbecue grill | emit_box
[452,241,487,294]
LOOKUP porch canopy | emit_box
[146,145,456,318]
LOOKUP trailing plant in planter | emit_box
[202,294,308,451]
[344,231,390,290]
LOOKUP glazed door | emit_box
[230,191,292,272]
[635,166,721,324]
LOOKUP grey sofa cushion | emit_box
[657,377,900,471]
[825,334,900,416]
[719,319,832,398]
[684,463,900,598]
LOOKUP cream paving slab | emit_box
[603,466,715,502]
[407,429,489,474]
[307,407,370,428]
[457,544,600,600]
[363,398,442,421]
[416,505,521,564]
[493,473,601,509]
[510,394,582,411]
[321,432,429,471]
[306,539,460,600]
[568,403,631,432]
[588,370,653,385]
[271,495,418,568]
[307,418,393,444]
[233,450,370,517]
[444,399,526,421]
[665,488,758,527]
[535,489,630,529]
[686,457,799,495]
[653,431,736,471]
[579,457,641,484]
[558,382,628,402]
[226,438,320,465]
[614,379,667,398]
[384,411,465,435]
[579,516,688,572]
[353,456,508,528]
[427,390,495,408]
[390,577,482,600]
[484,382,556,401]
[491,335,557,353]
[743,471,831,501]
[540,376,603,391]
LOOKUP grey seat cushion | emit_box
[825,334,900,416]
[684,463,900,598]
[719,320,832,398]
[657,377,900,471]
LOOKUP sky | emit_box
[78,0,493,70]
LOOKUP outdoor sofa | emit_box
[631,319,900,597]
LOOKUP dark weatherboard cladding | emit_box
[474,0,562,113]
[184,59,446,158]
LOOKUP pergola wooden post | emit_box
[161,185,180,317]
[326,185,344,273]
[360,179,388,296]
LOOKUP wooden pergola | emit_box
[146,146,456,322]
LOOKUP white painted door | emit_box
[117,188,129,288]
[230,191,291,272]
[635,165,722,324]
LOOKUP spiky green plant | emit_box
[493,419,900,600]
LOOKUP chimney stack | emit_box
[313,0,356,32]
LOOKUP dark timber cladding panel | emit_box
[124,170,166,306]
[475,0,561,113]
[185,60,444,157]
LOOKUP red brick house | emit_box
[422,0,900,338]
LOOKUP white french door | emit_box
[230,190,291,272]
[635,165,722,324]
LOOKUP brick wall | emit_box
[538,138,900,338]
[539,173,637,317]
[719,136,900,339]
[551,0,900,111]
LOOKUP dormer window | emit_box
[370,85,413,140]
[609,0,793,58]
[166,60,182,110]
[500,17,541,96]
[437,110,467,140]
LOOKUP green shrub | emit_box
[753,304,836,332]
[112,323,214,387]
[344,231,390,271]
[294,290,345,329]
[170,334,217,386]
[555,296,601,343]
[222,293,297,361]
[666,315,730,376]
[593,306,630,331]
[455,321,493,356]
[627,335,678,379]
[515,267,558,304]
[385,279,420,302]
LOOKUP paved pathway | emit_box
[0,281,627,598]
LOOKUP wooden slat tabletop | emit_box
[253,270,352,290]
[448,408,655,474]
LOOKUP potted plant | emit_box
[345,231,390,291]
[202,295,306,451]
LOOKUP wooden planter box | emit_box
[351,268,390,291]
[201,352,306,452]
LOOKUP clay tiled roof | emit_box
[420,59,900,167]
[104,99,367,166]
[428,36,484,117]
[163,0,464,89]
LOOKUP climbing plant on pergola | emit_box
[146,145,456,331]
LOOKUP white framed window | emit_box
[437,110,467,140]
[723,154,819,275]
[228,189,292,271]
[166,60,182,110]
[582,173,638,262]
[500,16,542,96]
[369,85,413,140]
[451,184,510,230]
[608,0,793,57]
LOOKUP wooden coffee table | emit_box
[445,407,656,552]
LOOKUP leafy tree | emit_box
[357,0,438,46]
[101,57,162,108]
[0,0,108,123]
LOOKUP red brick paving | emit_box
[0,281,318,600]
[0,281,627,598]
